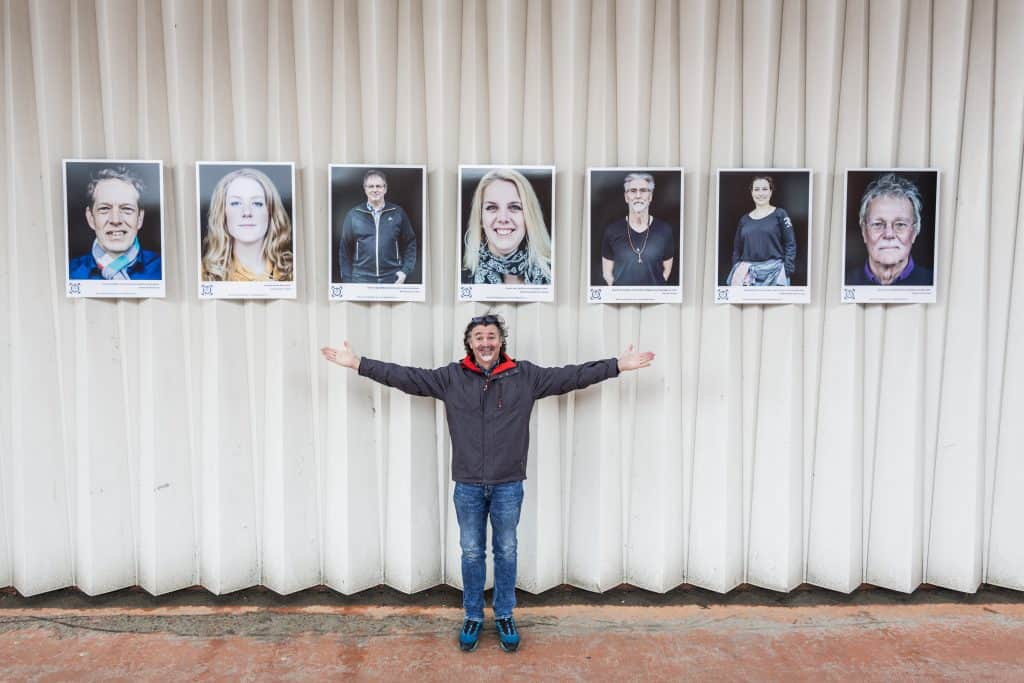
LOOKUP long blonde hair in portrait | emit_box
[462,168,552,281]
[202,167,294,281]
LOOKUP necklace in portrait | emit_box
[626,216,652,263]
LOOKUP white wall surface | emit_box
[1,0,1022,597]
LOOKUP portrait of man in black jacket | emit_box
[321,314,654,653]
[337,169,418,284]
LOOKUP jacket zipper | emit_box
[480,378,489,481]
[374,210,381,276]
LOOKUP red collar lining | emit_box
[461,354,517,376]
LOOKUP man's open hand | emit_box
[321,341,360,370]
[617,344,655,372]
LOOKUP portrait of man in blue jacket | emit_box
[321,314,654,653]
[68,166,162,281]
[337,169,418,284]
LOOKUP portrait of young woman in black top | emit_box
[716,169,811,301]
[727,175,796,286]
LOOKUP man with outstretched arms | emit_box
[321,314,654,653]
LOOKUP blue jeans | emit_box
[453,481,524,621]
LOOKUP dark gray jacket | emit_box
[339,201,417,282]
[358,354,620,484]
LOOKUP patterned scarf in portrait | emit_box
[474,244,549,285]
[93,237,141,280]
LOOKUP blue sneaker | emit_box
[458,618,482,652]
[495,616,520,652]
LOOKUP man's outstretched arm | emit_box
[530,344,656,398]
[321,341,449,398]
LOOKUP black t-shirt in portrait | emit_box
[731,207,796,274]
[601,217,675,286]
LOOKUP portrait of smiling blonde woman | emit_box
[202,167,294,282]
[461,168,552,285]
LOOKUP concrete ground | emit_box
[1,584,1023,681]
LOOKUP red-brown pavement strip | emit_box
[1,601,1023,681]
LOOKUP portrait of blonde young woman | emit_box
[201,166,294,283]
[460,168,553,286]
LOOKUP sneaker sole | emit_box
[459,640,479,653]
[499,641,519,653]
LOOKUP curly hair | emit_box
[202,168,294,281]
[462,313,509,358]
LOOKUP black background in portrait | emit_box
[330,166,425,284]
[197,163,295,276]
[717,170,811,286]
[459,166,554,284]
[588,169,683,286]
[844,170,937,286]
[65,161,163,263]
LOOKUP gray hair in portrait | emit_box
[858,173,924,237]
[622,172,655,191]
[363,168,387,185]
[86,166,145,206]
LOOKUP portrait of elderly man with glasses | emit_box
[846,173,934,286]
[321,313,654,653]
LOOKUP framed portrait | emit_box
[64,159,165,298]
[714,169,812,305]
[842,169,939,304]
[456,165,555,303]
[328,164,426,302]
[195,162,297,300]
[585,167,683,304]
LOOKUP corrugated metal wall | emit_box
[1,0,1022,598]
